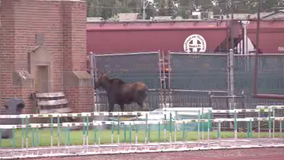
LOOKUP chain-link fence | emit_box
[89,51,284,119]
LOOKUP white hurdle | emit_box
[0,106,283,159]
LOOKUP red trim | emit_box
[253,94,284,100]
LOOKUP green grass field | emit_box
[0,128,282,148]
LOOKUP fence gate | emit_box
[90,52,162,112]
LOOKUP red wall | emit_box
[247,20,284,53]
[87,20,243,54]
[0,0,94,113]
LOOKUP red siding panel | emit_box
[87,20,243,54]
[247,20,284,53]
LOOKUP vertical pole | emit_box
[158,122,161,142]
[142,0,149,20]
[158,50,163,89]
[98,124,101,152]
[280,120,283,138]
[22,118,25,149]
[124,125,126,144]
[37,127,39,155]
[183,121,185,143]
[0,129,1,148]
[175,111,177,143]
[117,115,120,146]
[273,108,275,139]
[129,124,132,144]
[198,110,200,147]
[50,116,53,153]
[65,127,67,147]
[207,109,211,148]
[86,115,89,152]
[57,116,60,150]
[135,123,138,144]
[142,0,146,20]
[229,49,235,110]
[32,128,35,147]
[68,126,70,154]
[12,127,15,149]
[93,53,99,112]
[164,114,166,143]
[228,48,235,129]
[94,126,97,145]
[247,121,249,138]
[170,112,172,145]
[148,124,151,143]
[90,53,95,88]
[201,108,204,140]
[26,116,29,153]
[234,110,237,139]
[162,51,166,90]
[218,121,221,139]
[12,127,15,156]
[258,109,261,138]
[145,113,148,144]
[242,21,245,55]
[168,53,172,107]
[250,119,253,138]
[135,115,138,144]
[269,109,272,138]
[83,116,86,146]
[230,0,234,51]
[254,0,261,96]
[111,122,114,144]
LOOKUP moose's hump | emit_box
[110,78,126,85]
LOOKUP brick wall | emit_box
[0,0,94,114]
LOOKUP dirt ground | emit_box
[32,147,284,160]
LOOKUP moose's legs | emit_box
[108,102,115,112]
[119,103,125,112]
[108,94,116,112]
[138,101,149,111]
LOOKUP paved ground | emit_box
[33,147,284,160]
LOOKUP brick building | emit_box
[0,0,94,114]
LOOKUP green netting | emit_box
[170,54,228,90]
[95,52,161,89]
[235,55,284,95]
[170,53,284,95]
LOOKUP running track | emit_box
[33,147,284,160]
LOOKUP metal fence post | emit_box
[229,49,235,109]
[228,49,235,129]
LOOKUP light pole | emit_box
[142,0,150,20]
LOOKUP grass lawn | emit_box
[1,128,283,148]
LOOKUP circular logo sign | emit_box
[183,34,207,53]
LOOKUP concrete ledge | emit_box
[63,71,93,87]
[12,70,34,87]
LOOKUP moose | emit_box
[95,72,149,112]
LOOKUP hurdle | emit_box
[0,107,284,159]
